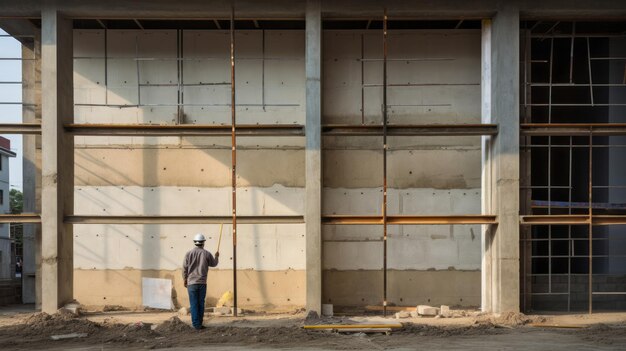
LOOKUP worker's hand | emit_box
[184,280,187,288]
[215,252,219,259]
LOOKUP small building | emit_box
[0,136,16,280]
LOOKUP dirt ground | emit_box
[1,305,626,350]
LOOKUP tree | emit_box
[9,189,23,256]
[9,188,23,214]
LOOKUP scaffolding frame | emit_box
[520,21,626,313]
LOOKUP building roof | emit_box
[0,137,16,158]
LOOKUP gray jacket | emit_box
[182,247,219,285]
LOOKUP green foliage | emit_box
[9,188,22,214]
[9,189,23,252]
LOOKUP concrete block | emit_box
[214,306,231,314]
[60,302,82,316]
[417,305,439,316]
[440,305,450,317]
[410,311,419,318]
[395,311,410,319]
[322,304,333,317]
[230,307,243,315]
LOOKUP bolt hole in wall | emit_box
[321,19,483,311]
[520,21,626,312]
[70,18,306,310]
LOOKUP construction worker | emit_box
[183,233,219,330]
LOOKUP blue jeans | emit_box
[187,284,207,329]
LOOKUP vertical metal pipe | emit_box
[523,27,528,110]
[104,28,108,105]
[589,129,593,314]
[361,33,365,125]
[135,34,141,106]
[569,22,575,84]
[180,30,185,123]
[586,37,594,106]
[262,29,266,112]
[382,9,388,317]
[521,27,532,312]
[230,6,238,317]
[568,136,573,312]
[176,29,182,123]
[547,39,554,296]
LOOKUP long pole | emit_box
[217,223,224,253]
[588,130,593,314]
[382,9,388,317]
[230,5,238,317]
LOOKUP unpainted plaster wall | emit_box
[72,28,482,309]
[322,30,482,306]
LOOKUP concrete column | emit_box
[480,19,493,312]
[22,32,42,306]
[305,0,322,315]
[485,5,521,313]
[41,8,74,313]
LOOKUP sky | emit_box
[0,29,24,191]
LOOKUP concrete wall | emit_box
[322,30,482,307]
[0,153,10,280]
[73,29,306,309]
[72,28,483,309]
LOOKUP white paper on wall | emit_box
[142,277,173,309]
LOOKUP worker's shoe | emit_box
[194,325,206,330]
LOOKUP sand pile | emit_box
[398,323,504,337]
[154,316,191,333]
[473,312,547,327]
[21,312,102,337]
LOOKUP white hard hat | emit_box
[193,233,206,242]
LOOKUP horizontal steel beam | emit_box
[520,215,590,225]
[0,123,42,135]
[521,123,626,136]
[0,214,41,223]
[64,124,305,136]
[322,215,497,225]
[520,215,626,225]
[593,215,626,225]
[322,124,498,136]
[65,215,304,224]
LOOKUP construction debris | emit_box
[417,305,440,316]
[178,307,190,317]
[440,305,451,318]
[60,301,83,316]
[216,291,234,307]
[102,305,128,312]
[395,311,411,319]
[209,306,243,316]
[213,306,231,314]
[303,324,403,330]
[50,333,88,341]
